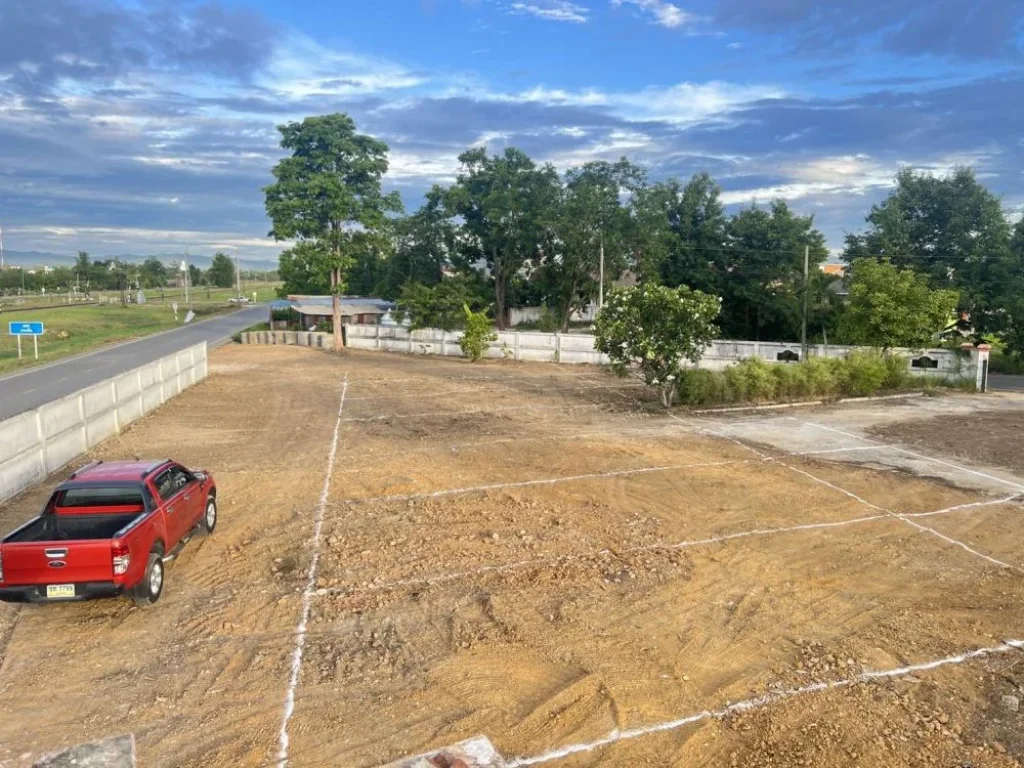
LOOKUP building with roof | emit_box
[268,295,396,331]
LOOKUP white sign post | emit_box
[9,321,44,360]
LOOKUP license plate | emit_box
[46,584,76,599]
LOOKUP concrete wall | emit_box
[343,325,988,388]
[509,304,598,327]
[239,331,331,348]
[0,343,208,504]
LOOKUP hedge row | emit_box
[676,353,954,406]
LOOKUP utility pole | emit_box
[801,245,810,361]
[598,234,605,310]
[236,256,242,298]
[0,223,5,271]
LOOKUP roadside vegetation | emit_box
[0,303,229,375]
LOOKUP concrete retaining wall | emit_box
[0,343,208,504]
[239,331,332,348]
[343,325,988,389]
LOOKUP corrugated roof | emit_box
[293,303,385,316]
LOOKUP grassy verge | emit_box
[676,353,967,407]
[0,303,231,375]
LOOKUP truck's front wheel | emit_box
[201,496,217,534]
[132,552,164,607]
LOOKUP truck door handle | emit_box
[184,494,191,501]
[167,506,175,514]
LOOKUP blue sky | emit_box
[0,0,1022,263]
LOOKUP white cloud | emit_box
[510,1,590,23]
[611,0,701,29]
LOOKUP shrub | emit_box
[837,351,888,397]
[459,303,497,362]
[594,284,721,408]
[674,352,944,406]
[881,353,911,390]
[677,368,725,405]
[535,306,561,333]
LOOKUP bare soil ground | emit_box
[1,346,1023,768]
[872,409,1024,475]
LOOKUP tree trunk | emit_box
[495,273,508,331]
[331,268,344,352]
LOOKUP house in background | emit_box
[269,295,395,330]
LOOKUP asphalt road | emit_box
[989,373,1024,393]
[0,305,267,420]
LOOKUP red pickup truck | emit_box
[0,459,217,606]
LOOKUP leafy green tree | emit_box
[264,113,403,350]
[594,284,721,407]
[999,219,1024,355]
[139,257,168,289]
[840,259,959,348]
[207,252,236,289]
[277,241,331,296]
[187,264,204,292]
[543,159,642,331]
[657,173,729,292]
[459,303,498,362]
[393,277,486,331]
[382,185,454,298]
[448,147,560,330]
[721,201,829,341]
[843,167,1013,336]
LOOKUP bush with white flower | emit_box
[594,284,721,407]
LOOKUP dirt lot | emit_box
[1,346,1023,767]
[873,409,1024,475]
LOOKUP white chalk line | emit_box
[276,374,350,768]
[336,459,753,505]
[795,419,1024,492]
[705,425,1024,573]
[342,402,605,422]
[319,495,1019,598]
[505,639,1024,766]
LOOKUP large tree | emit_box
[843,166,1013,337]
[207,252,236,289]
[139,257,168,289]
[264,113,402,350]
[840,258,959,348]
[657,172,728,293]
[544,159,642,331]
[447,147,560,329]
[382,185,455,298]
[721,201,830,341]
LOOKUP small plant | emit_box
[838,351,888,396]
[536,306,561,333]
[459,303,497,362]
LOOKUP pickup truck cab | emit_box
[0,459,216,606]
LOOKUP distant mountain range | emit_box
[0,250,278,269]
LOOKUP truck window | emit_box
[153,467,192,500]
[59,487,145,508]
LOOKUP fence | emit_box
[0,342,208,504]
[343,325,988,390]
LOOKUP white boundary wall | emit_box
[0,342,208,504]
[343,325,987,389]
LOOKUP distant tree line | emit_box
[0,251,278,295]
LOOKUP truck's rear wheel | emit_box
[132,552,164,607]
[201,496,217,534]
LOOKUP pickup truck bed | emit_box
[5,514,143,543]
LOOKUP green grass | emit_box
[0,303,235,376]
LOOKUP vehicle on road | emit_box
[0,459,217,606]
[228,295,251,305]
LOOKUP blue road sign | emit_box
[8,321,44,336]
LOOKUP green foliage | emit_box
[594,284,721,407]
[840,259,959,348]
[264,113,402,308]
[676,353,925,406]
[459,304,497,362]
[393,277,486,331]
[448,147,561,329]
[989,350,1024,375]
[535,305,561,333]
[207,252,236,289]
[844,166,1016,341]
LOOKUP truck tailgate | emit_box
[2,539,113,588]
